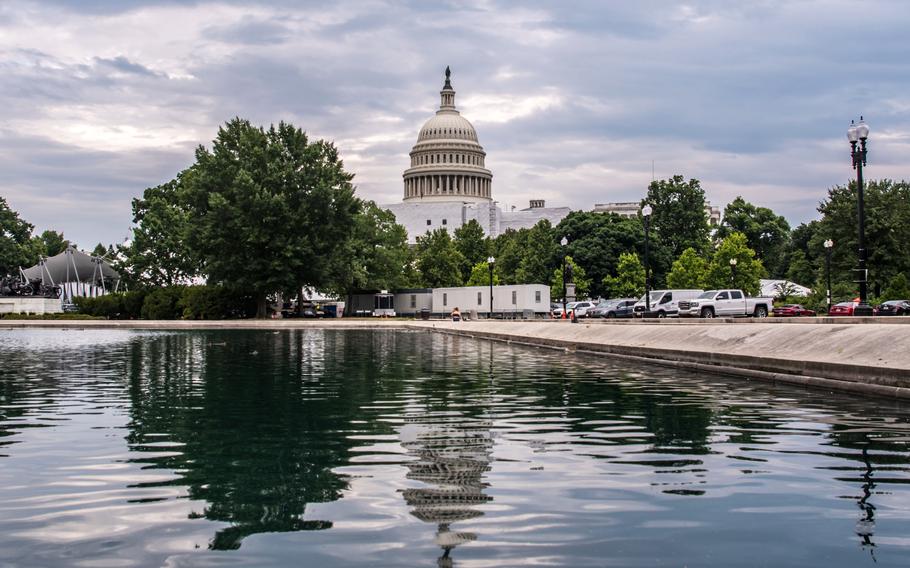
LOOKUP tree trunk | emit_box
[256,293,268,319]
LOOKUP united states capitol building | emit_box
[383,68,570,243]
[383,69,720,242]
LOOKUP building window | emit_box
[442,219,447,226]
[443,293,447,306]
[426,219,431,226]
[512,291,517,305]
[477,292,482,305]
[535,291,541,303]
[410,294,416,308]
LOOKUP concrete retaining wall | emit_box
[0,297,62,315]
[415,320,910,400]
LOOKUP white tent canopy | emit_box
[21,247,120,301]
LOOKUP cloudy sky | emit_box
[1,0,908,248]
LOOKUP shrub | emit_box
[141,286,186,320]
[179,285,257,319]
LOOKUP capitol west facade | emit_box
[384,69,570,243]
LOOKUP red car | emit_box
[828,301,857,316]
[772,304,816,317]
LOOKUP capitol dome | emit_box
[402,67,492,203]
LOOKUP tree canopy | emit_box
[667,248,708,290]
[706,232,765,295]
[602,252,645,298]
[182,118,360,316]
[643,175,711,259]
[0,196,39,276]
[716,196,791,278]
[415,228,465,288]
[122,175,199,288]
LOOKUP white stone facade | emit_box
[593,201,722,226]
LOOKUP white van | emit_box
[632,289,703,318]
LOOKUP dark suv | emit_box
[592,298,638,319]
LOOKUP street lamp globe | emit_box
[560,236,568,247]
[847,120,859,143]
[487,256,495,264]
[856,117,870,140]
[729,258,738,266]
[824,239,834,249]
[642,204,653,217]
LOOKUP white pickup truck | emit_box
[678,289,774,318]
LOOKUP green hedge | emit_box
[75,290,147,319]
[73,286,255,320]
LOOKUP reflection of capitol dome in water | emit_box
[402,66,492,204]
[399,413,493,566]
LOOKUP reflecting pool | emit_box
[1,328,909,567]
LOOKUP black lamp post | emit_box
[824,239,834,314]
[560,236,568,318]
[487,255,495,319]
[729,257,738,288]
[848,117,873,317]
[642,204,652,316]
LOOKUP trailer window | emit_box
[535,291,541,303]
[477,292,482,305]
[512,291,517,304]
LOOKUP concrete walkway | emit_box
[3,318,909,399]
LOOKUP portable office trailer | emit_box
[393,289,433,316]
[433,284,550,318]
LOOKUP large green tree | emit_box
[667,247,708,290]
[602,252,646,298]
[465,260,501,286]
[122,175,199,288]
[415,228,465,288]
[643,175,711,259]
[35,230,69,257]
[182,118,360,317]
[555,211,661,298]
[329,201,413,294]
[705,232,765,296]
[0,196,39,276]
[491,229,525,284]
[453,220,489,283]
[515,220,558,285]
[813,179,910,297]
[715,196,791,278]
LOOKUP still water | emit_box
[1,328,909,567]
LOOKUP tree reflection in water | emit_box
[123,330,404,550]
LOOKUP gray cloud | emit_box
[1,0,908,247]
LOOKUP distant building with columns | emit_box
[384,68,569,243]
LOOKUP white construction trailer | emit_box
[432,284,550,319]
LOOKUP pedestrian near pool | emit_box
[451,307,461,321]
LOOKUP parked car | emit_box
[772,304,816,317]
[828,301,857,316]
[572,301,596,318]
[633,289,704,318]
[596,298,638,318]
[875,300,910,316]
[679,289,774,318]
[552,301,579,318]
